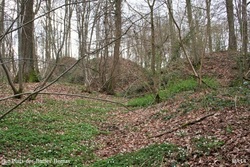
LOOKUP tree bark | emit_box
[167,0,180,61]
[186,0,199,65]
[0,0,4,53]
[45,0,52,62]
[100,0,110,92]
[226,0,237,51]
[148,0,156,75]
[0,0,22,97]
[0,0,5,66]
[106,0,122,95]
[0,0,20,98]
[242,0,248,63]
[64,0,73,57]
[18,0,39,82]
[206,0,212,53]
[147,0,160,103]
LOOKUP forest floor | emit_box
[95,88,250,166]
[0,51,250,166]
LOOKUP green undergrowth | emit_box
[192,136,224,156]
[0,98,114,166]
[91,143,188,167]
[127,77,218,107]
[177,85,250,113]
[127,76,249,117]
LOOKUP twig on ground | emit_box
[151,112,216,138]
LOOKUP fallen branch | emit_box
[0,92,30,101]
[151,112,216,138]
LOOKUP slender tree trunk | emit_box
[236,0,242,42]
[142,26,149,68]
[147,0,160,103]
[149,0,156,75]
[167,0,180,61]
[226,0,237,51]
[100,0,110,92]
[241,0,249,72]
[206,0,212,53]
[0,0,5,56]
[242,0,247,54]
[0,0,20,96]
[17,0,23,94]
[83,2,91,91]
[95,12,100,59]
[64,0,73,57]
[186,0,199,65]
[106,0,122,95]
[44,0,52,76]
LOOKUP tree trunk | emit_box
[64,0,73,57]
[149,0,156,75]
[0,0,21,96]
[18,0,39,82]
[226,0,237,51]
[44,0,52,76]
[206,0,212,53]
[167,0,180,61]
[242,0,248,69]
[106,0,122,95]
[186,0,199,65]
[100,0,110,92]
[147,0,160,103]
[0,0,5,56]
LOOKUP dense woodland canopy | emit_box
[0,0,249,96]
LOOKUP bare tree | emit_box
[166,0,199,80]
[105,0,122,95]
[0,0,21,96]
[100,0,111,92]
[30,1,75,100]
[147,0,160,103]
[76,0,92,91]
